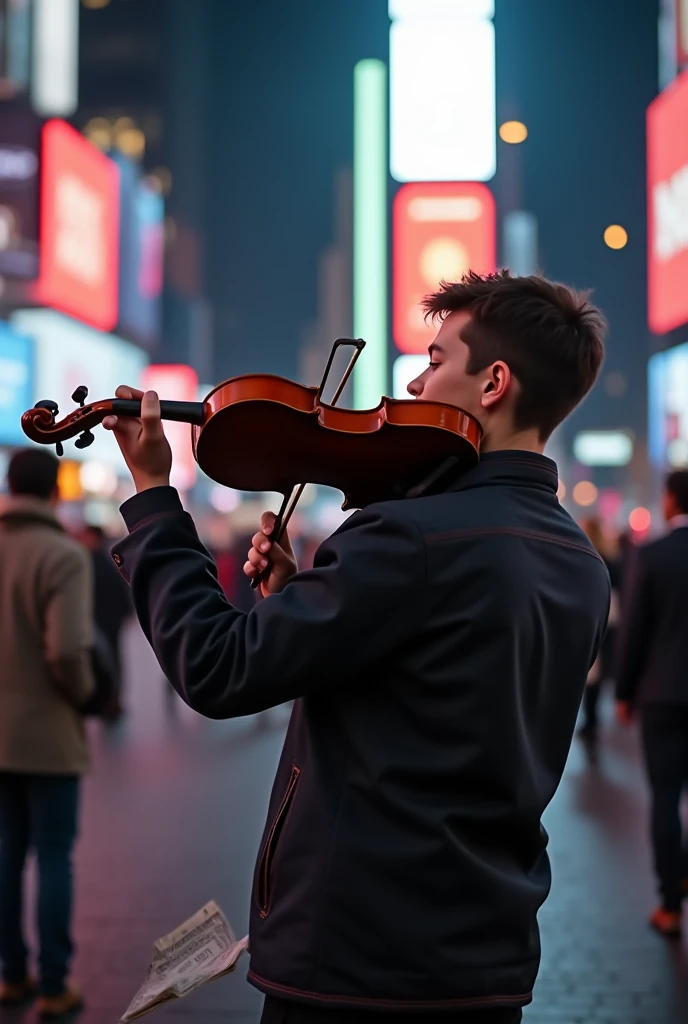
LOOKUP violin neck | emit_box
[111,398,205,426]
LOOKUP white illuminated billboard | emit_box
[390,17,496,182]
[572,431,633,467]
[31,0,79,117]
[393,355,427,398]
[648,341,688,468]
[389,0,494,18]
[11,309,147,471]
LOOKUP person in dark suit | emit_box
[102,271,609,1024]
[616,469,688,938]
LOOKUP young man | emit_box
[616,469,688,938]
[105,271,610,1024]
[0,450,94,1018]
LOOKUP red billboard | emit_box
[37,119,120,331]
[393,182,495,354]
[141,364,198,492]
[647,70,688,334]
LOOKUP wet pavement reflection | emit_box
[1,622,686,1024]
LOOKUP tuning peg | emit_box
[74,429,95,450]
[71,386,88,407]
[35,399,59,419]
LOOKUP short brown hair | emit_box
[423,270,606,440]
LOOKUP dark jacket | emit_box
[616,525,688,706]
[112,451,609,1013]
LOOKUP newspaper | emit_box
[120,901,248,1021]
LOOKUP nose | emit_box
[407,376,423,398]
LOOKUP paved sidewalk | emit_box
[1,624,686,1024]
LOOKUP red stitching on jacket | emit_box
[247,970,532,1009]
[426,525,603,560]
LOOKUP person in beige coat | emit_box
[0,449,94,1019]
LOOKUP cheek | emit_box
[424,369,482,415]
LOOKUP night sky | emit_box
[204,0,660,445]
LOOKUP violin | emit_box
[21,339,481,584]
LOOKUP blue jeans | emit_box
[0,772,79,996]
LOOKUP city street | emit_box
[2,622,687,1024]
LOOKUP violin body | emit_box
[196,374,480,509]
[20,338,481,511]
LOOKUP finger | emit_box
[261,511,277,536]
[247,548,269,570]
[251,530,272,554]
[115,385,145,400]
[243,559,260,579]
[140,391,164,442]
[106,413,142,441]
[259,510,294,555]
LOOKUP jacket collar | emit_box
[0,496,64,532]
[446,450,559,495]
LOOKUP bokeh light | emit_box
[603,224,628,249]
[629,506,652,533]
[499,120,528,144]
[572,480,598,507]
[116,127,146,159]
[83,117,112,150]
[604,371,627,397]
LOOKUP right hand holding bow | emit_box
[244,511,297,597]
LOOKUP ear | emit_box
[480,361,512,411]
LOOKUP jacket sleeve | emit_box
[113,487,426,718]
[615,544,652,704]
[43,544,96,708]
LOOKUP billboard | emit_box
[389,11,495,182]
[37,119,120,331]
[11,309,147,470]
[0,99,41,278]
[0,320,33,445]
[647,70,688,334]
[141,364,197,492]
[115,154,164,346]
[393,182,496,354]
[648,341,688,469]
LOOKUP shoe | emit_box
[649,907,682,937]
[36,986,84,1018]
[0,975,38,1005]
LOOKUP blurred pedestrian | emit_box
[616,469,688,937]
[0,449,94,1017]
[80,523,133,717]
[578,516,622,740]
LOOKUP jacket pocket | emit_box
[257,763,301,919]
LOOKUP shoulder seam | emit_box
[425,525,605,561]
